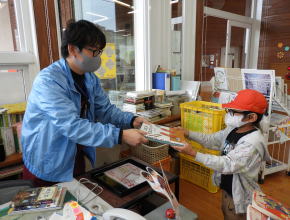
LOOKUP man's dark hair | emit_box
[61,19,106,58]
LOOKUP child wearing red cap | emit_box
[171,89,271,220]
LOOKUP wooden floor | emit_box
[179,171,290,220]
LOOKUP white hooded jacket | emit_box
[189,126,271,214]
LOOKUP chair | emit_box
[0,179,34,204]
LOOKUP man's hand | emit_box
[171,142,197,158]
[122,129,148,146]
[133,117,150,129]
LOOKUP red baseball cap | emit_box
[222,89,268,114]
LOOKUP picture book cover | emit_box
[140,124,185,146]
[11,188,41,208]
[252,191,290,220]
[37,186,58,202]
[104,163,146,189]
[9,186,66,215]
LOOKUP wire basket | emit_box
[130,141,169,164]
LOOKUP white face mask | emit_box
[225,113,248,128]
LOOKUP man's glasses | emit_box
[85,47,103,57]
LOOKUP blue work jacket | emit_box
[21,58,134,182]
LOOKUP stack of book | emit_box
[247,191,290,220]
[0,102,26,157]
[123,91,155,113]
[9,186,67,215]
[136,108,171,122]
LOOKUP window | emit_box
[0,68,28,105]
[171,0,182,75]
[0,0,39,105]
[0,0,19,52]
[204,0,252,17]
[200,0,261,80]
[73,0,135,91]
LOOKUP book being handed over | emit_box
[252,190,290,220]
[140,123,186,146]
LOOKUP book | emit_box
[104,163,146,189]
[9,186,66,215]
[0,165,23,179]
[252,191,290,220]
[214,67,243,92]
[140,123,185,146]
[126,91,155,98]
[247,204,269,220]
[1,127,16,156]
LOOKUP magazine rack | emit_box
[213,68,290,183]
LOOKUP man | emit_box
[22,20,148,186]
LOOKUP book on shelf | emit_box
[0,164,23,179]
[126,91,155,98]
[140,123,185,146]
[252,190,290,220]
[0,127,16,156]
[136,108,171,122]
[9,186,67,215]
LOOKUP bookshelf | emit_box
[0,153,22,169]
[154,114,181,125]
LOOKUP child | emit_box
[171,89,271,220]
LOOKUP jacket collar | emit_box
[60,58,94,98]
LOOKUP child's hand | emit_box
[168,127,189,138]
[171,142,197,158]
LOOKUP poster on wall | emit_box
[241,69,275,99]
[94,43,116,79]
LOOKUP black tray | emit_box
[90,158,149,197]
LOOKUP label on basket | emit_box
[140,124,185,146]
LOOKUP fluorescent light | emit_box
[128,10,135,14]
[86,12,108,23]
[115,29,126,32]
[170,0,179,4]
[112,0,133,9]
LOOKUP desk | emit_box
[144,201,198,220]
[0,179,113,220]
[0,153,22,169]
[77,157,179,209]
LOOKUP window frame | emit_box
[0,0,39,103]
[203,0,263,69]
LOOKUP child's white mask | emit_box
[225,113,248,128]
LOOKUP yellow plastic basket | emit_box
[180,101,225,134]
[181,100,226,155]
[179,101,225,192]
[180,153,219,193]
